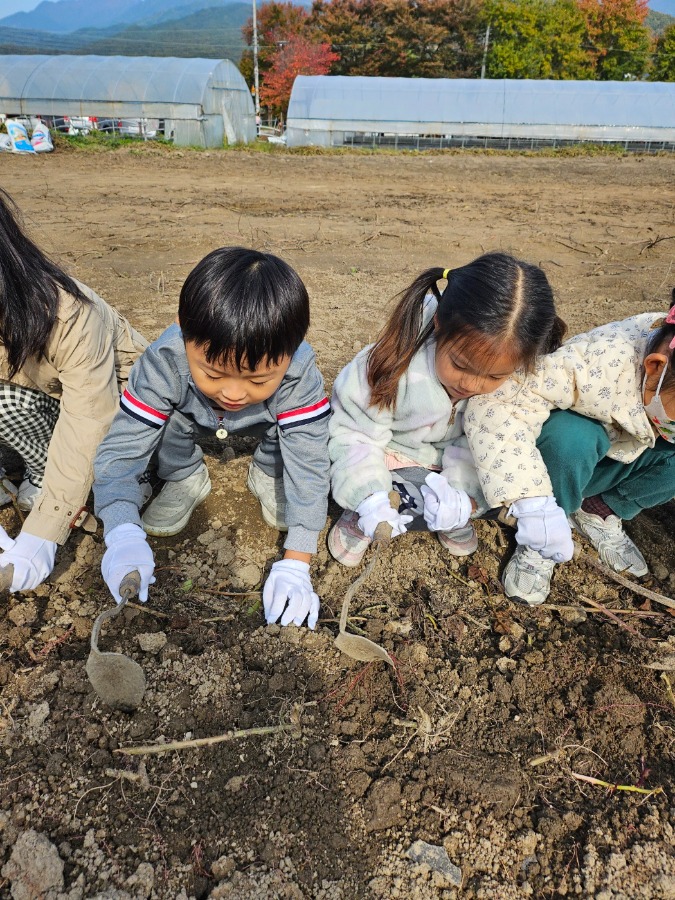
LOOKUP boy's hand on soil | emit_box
[263,559,320,629]
[356,491,413,540]
[102,523,155,604]
[0,529,57,592]
[509,496,574,563]
[420,472,472,532]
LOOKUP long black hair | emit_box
[645,287,675,393]
[367,252,566,409]
[179,246,309,370]
[0,188,87,378]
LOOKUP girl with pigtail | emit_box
[328,251,566,567]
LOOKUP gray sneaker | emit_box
[247,461,288,531]
[503,546,556,607]
[571,509,648,577]
[141,464,211,537]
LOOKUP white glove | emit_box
[0,527,57,592]
[420,472,472,532]
[263,559,320,629]
[102,523,155,604]
[356,490,413,540]
[509,496,574,563]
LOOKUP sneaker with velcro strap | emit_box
[141,463,211,537]
[437,522,478,556]
[327,509,371,567]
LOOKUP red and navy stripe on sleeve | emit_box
[277,397,330,432]
[120,389,169,429]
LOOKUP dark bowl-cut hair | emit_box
[178,247,310,370]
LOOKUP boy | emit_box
[94,247,330,629]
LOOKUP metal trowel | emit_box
[86,570,146,712]
[0,563,14,593]
[334,493,399,667]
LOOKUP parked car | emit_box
[39,115,95,134]
[97,117,159,139]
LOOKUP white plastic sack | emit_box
[5,119,36,154]
[31,121,53,153]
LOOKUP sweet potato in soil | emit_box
[0,148,673,899]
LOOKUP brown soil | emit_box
[1,146,674,900]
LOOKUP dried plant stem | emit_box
[571,771,662,796]
[578,595,642,637]
[114,723,296,756]
[579,554,675,612]
[661,672,675,710]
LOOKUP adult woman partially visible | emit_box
[0,188,147,592]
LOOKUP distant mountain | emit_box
[0,0,246,33]
[79,4,250,59]
[0,0,138,33]
[0,3,251,60]
[646,8,675,33]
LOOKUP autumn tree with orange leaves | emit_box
[577,0,651,79]
[260,36,339,115]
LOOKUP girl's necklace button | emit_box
[216,428,228,439]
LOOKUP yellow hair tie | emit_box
[442,268,451,280]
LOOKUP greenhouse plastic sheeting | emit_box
[0,55,255,146]
[287,76,675,146]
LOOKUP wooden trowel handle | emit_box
[119,569,141,601]
[372,489,401,547]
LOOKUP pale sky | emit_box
[0,0,44,16]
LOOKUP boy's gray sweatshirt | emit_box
[94,324,330,554]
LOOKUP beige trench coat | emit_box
[0,282,147,543]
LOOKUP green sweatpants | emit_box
[536,409,675,520]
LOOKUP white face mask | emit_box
[643,366,675,443]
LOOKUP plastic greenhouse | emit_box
[287,77,675,151]
[0,55,256,147]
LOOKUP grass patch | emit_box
[39,133,673,159]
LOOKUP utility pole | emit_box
[480,23,490,79]
[252,0,260,125]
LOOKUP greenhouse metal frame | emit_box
[0,54,256,147]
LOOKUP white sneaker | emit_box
[247,461,288,531]
[571,509,648,577]
[503,546,556,607]
[141,464,211,537]
[17,478,41,511]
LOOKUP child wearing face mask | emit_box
[328,253,566,565]
[464,295,675,606]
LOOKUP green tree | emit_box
[482,0,592,79]
[578,0,651,80]
[651,22,675,79]
[310,0,484,79]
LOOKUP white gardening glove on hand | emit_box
[509,496,574,563]
[101,523,155,604]
[263,559,320,629]
[420,472,472,532]
[356,490,413,540]
[0,527,57,592]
